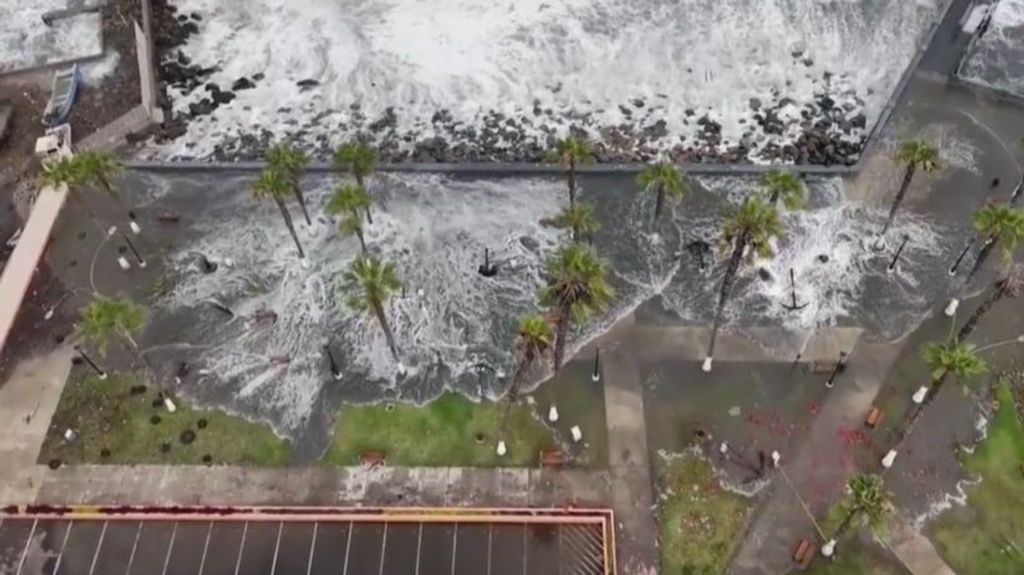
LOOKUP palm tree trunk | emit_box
[499,360,529,440]
[553,310,571,372]
[653,186,665,226]
[356,173,374,224]
[964,234,998,284]
[770,190,780,206]
[881,164,917,237]
[957,285,1005,342]
[568,157,577,208]
[372,301,400,362]
[274,197,305,260]
[350,208,368,253]
[707,234,748,360]
[292,182,312,226]
[833,508,858,540]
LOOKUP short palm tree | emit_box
[252,167,305,260]
[545,135,594,207]
[540,244,614,372]
[965,202,1024,281]
[922,339,988,394]
[333,141,377,223]
[957,263,1023,341]
[705,196,784,371]
[326,184,371,253]
[637,161,688,225]
[552,202,600,243]
[759,168,805,211]
[266,143,311,226]
[498,314,552,451]
[833,474,893,539]
[342,255,402,361]
[881,140,940,237]
[80,295,145,359]
[39,152,125,226]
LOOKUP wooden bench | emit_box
[792,538,815,569]
[540,448,565,469]
[865,406,883,428]
[809,360,838,374]
[361,450,386,467]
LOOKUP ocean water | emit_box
[958,0,1024,98]
[0,1,103,73]
[150,0,943,160]
[134,171,957,443]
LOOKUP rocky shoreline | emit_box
[150,2,870,167]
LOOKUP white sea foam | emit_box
[959,0,1024,97]
[0,2,104,74]
[149,0,941,160]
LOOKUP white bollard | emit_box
[63,428,77,442]
[164,397,177,413]
[771,450,781,467]
[912,385,929,404]
[129,221,142,235]
[300,258,310,269]
[719,441,729,455]
[397,362,407,376]
[702,356,713,372]
[944,298,959,317]
[117,256,131,270]
[496,440,507,456]
[882,449,897,468]
[821,539,836,557]
[548,405,559,423]
[570,425,583,443]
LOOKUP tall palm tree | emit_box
[80,295,145,360]
[759,168,806,211]
[704,196,784,371]
[552,202,600,243]
[880,140,940,237]
[540,244,614,372]
[957,263,1024,341]
[334,141,377,223]
[497,314,552,454]
[342,255,402,361]
[253,167,305,261]
[833,474,893,539]
[266,143,311,226]
[545,135,594,207]
[637,161,688,225]
[921,339,988,397]
[964,202,1024,281]
[39,152,125,226]
[326,184,371,253]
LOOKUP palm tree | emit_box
[957,263,1023,342]
[922,339,988,396]
[334,141,377,223]
[964,202,1024,281]
[497,314,552,453]
[704,196,784,371]
[833,474,893,540]
[545,135,594,207]
[637,161,688,226]
[253,167,305,261]
[326,184,371,253]
[880,140,940,238]
[39,152,125,226]
[80,295,145,360]
[539,244,614,372]
[759,168,806,211]
[266,143,311,226]
[552,202,600,243]
[342,255,402,361]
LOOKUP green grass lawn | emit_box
[929,380,1024,574]
[657,452,753,575]
[322,391,559,467]
[40,370,290,466]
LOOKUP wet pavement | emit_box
[0,516,608,575]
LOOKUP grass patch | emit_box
[40,370,290,466]
[657,452,753,575]
[929,380,1024,574]
[322,391,559,467]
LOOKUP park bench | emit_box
[792,538,815,569]
[809,360,838,374]
[540,448,564,469]
[865,406,883,428]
